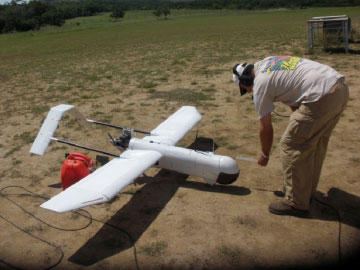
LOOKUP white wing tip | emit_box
[29,104,75,156]
[40,192,109,213]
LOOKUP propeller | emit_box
[236,155,257,163]
[87,119,150,135]
[108,133,117,146]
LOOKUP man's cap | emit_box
[232,62,248,96]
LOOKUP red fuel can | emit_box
[61,153,95,190]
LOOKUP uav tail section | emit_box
[30,104,74,156]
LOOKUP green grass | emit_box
[31,105,50,115]
[215,136,229,147]
[138,80,158,89]
[140,241,168,256]
[2,8,359,74]
[14,131,35,144]
[4,146,22,158]
[150,88,215,104]
[218,244,242,266]
[0,7,359,118]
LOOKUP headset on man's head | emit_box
[232,62,254,87]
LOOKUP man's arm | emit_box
[258,113,273,166]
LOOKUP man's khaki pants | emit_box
[280,79,349,210]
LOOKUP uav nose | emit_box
[217,156,239,185]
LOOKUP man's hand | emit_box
[258,154,269,166]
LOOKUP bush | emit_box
[0,17,4,33]
[0,1,67,33]
[41,9,65,27]
[26,0,49,19]
[153,7,162,18]
[17,18,39,31]
[111,6,126,19]
[153,5,170,19]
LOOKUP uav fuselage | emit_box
[129,138,239,185]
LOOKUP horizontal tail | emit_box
[30,104,75,156]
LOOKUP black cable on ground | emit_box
[1,185,354,269]
[0,212,64,270]
[73,211,140,270]
[0,185,93,231]
[0,185,139,270]
[92,217,140,270]
[312,197,343,263]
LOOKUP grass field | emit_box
[1,7,360,270]
[1,7,359,121]
[1,8,359,102]
[1,9,359,87]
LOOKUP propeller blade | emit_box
[108,133,116,146]
[236,156,257,163]
[87,119,150,135]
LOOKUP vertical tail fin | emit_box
[30,104,75,156]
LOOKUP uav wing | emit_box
[143,106,202,145]
[40,150,161,213]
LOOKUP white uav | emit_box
[30,105,239,213]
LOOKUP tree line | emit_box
[1,0,359,34]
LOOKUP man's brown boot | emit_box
[269,200,309,218]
